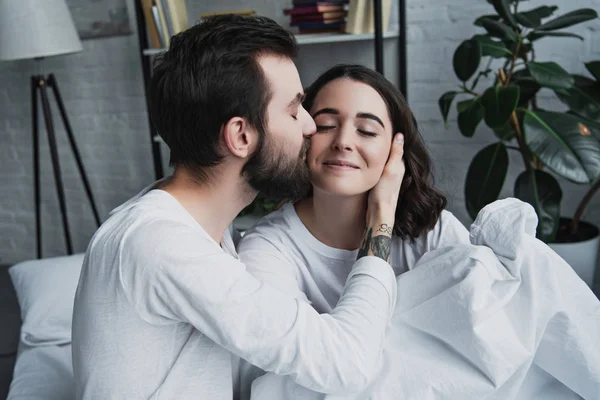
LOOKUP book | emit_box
[292,0,348,5]
[141,0,161,48]
[345,0,368,34]
[200,9,256,18]
[290,11,346,22]
[364,0,392,34]
[294,20,346,30]
[166,0,189,34]
[284,5,345,15]
[154,0,170,46]
[290,18,345,27]
[160,0,175,37]
[151,4,167,47]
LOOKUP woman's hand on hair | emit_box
[358,133,405,262]
[368,133,405,216]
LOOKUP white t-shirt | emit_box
[236,203,470,397]
[71,187,398,399]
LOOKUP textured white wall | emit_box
[0,0,599,264]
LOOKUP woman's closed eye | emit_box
[316,125,336,132]
[357,129,377,137]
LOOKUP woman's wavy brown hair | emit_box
[303,64,447,240]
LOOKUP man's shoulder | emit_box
[91,194,218,260]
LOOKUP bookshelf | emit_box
[134,0,407,180]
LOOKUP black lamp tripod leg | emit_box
[38,78,73,255]
[48,74,101,227]
[31,76,42,259]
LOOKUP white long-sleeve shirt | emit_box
[71,187,397,399]
[236,203,470,398]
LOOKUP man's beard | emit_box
[242,134,311,202]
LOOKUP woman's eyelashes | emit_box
[315,124,378,137]
[316,125,335,132]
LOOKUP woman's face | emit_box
[307,78,393,197]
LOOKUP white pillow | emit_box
[8,254,85,346]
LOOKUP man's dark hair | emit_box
[303,64,448,240]
[148,15,298,180]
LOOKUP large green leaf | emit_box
[473,35,513,57]
[523,110,600,183]
[458,99,485,137]
[491,0,518,28]
[514,6,558,28]
[492,121,517,141]
[475,14,501,27]
[510,68,541,107]
[527,61,574,90]
[438,91,458,125]
[580,117,600,141]
[514,169,562,242]
[555,75,600,121]
[465,142,509,220]
[453,39,481,82]
[536,8,598,31]
[479,18,518,42]
[481,84,521,128]
[585,61,600,82]
[527,31,584,41]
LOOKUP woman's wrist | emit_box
[358,216,393,262]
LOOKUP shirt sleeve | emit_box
[119,223,396,395]
[237,233,311,304]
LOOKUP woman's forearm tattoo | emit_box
[357,227,372,259]
[357,225,392,262]
[377,223,393,235]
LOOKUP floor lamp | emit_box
[0,0,101,258]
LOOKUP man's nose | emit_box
[301,107,316,138]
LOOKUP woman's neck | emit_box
[295,188,368,250]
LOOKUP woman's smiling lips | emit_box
[322,159,360,170]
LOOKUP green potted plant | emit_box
[438,0,600,286]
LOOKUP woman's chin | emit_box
[312,180,370,198]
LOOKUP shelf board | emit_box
[143,30,400,55]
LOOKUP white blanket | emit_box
[250,199,600,399]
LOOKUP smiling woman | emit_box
[235,64,473,396]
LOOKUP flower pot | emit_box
[548,218,600,287]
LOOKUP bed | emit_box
[3,254,83,400]
[1,226,599,399]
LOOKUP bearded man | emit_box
[71,15,405,400]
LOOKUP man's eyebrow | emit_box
[287,93,306,109]
[312,108,339,118]
[357,112,385,128]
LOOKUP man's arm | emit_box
[125,134,406,396]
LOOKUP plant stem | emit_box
[461,84,480,97]
[506,38,523,83]
[571,178,600,234]
[498,68,531,170]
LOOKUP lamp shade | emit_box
[0,0,83,61]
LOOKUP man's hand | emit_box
[358,133,405,262]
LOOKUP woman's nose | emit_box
[332,125,354,152]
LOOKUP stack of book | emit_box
[284,0,349,34]
[141,0,189,48]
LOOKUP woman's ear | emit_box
[222,117,258,159]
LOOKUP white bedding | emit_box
[249,199,600,399]
[8,343,74,400]
[7,199,598,399]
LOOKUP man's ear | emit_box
[222,117,258,159]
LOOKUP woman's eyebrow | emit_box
[357,112,385,128]
[312,108,339,118]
